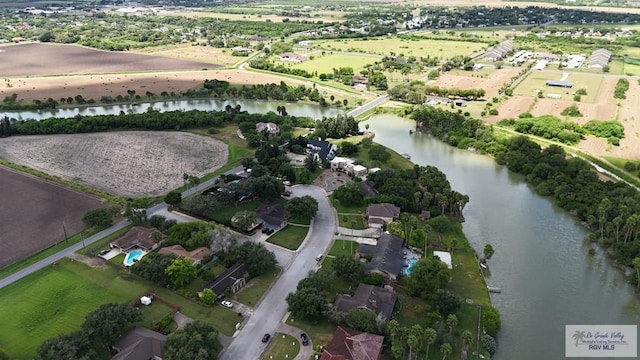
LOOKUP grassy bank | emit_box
[267,225,309,250]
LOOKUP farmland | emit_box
[287,53,379,74]
[311,38,487,58]
[0,166,101,269]
[130,44,247,67]
[0,43,218,77]
[0,132,228,197]
[436,68,521,98]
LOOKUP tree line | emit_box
[388,83,485,104]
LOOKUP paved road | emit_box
[0,165,244,290]
[347,94,388,118]
[219,185,337,360]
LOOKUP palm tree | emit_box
[572,330,586,346]
[387,319,400,343]
[424,327,437,360]
[483,244,495,260]
[446,314,458,335]
[633,257,640,289]
[440,343,452,360]
[461,330,473,347]
[407,332,419,360]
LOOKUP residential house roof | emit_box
[256,122,280,135]
[357,232,405,278]
[110,226,157,251]
[307,139,335,161]
[320,327,384,360]
[111,326,166,360]
[334,284,398,321]
[206,263,248,296]
[366,203,400,219]
[256,203,289,228]
[359,181,379,198]
[158,245,213,264]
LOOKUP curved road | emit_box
[219,185,336,360]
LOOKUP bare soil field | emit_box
[0,166,102,269]
[437,68,520,99]
[1,69,350,102]
[402,0,640,13]
[0,43,218,77]
[0,132,228,197]
[486,95,534,123]
[529,98,616,122]
[130,44,243,66]
[596,80,640,160]
[160,9,344,23]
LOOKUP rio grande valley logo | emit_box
[566,325,637,357]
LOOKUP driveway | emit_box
[218,185,337,360]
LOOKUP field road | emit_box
[0,165,244,290]
[218,185,337,360]
[348,94,388,118]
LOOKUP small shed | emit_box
[140,296,152,306]
[433,251,453,269]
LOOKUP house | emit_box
[350,165,368,177]
[111,326,166,360]
[256,122,280,136]
[158,245,213,265]
[331,156,355,172]
[110,226,159,252]
[587,48,611,70]
[232,47,253,55]
[484,41,514,61]
[206,263,248,300]
[306,139,337,162]
[352,75,369,85]
[359,181,379,198]
[357,232,405,280]
[320,327,384,360]
[366,203,400,228]
[545,80,572,88]
[279,52,307,63]
[334,284,398,321]
[256,203,289,230]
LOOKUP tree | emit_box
[440,343,452,360]
[82,208,112,228]
[368,145,391,163]
[304,154,319,171]
[227,242,276,277]
[483,244,495,260]
[82,303,142,348]
[433,289,462,316]
[340,141,359,155]
[36,331,96,360]
[164,321,222,360]
[633,257,640,289]
[167,222,213,250]
[461,330,473,347]
[446,314,458,335]
[252,176,285,200]
[231,210,256,231]
[130,253,176,286]
[482,306,501,337]
[332,182,364,206]
[404,256,451,299]
[482,334,497,356]
[286,195,319,219]
[165,257,198,288]
[424,327,437,360]
[164,191,182,207]
[286,287,327,320]
[200,288,217,305]
[332,254,364,281]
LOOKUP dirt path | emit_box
[67,253,108,268]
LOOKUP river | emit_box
[363,114,640,360]
[0,98,344,121]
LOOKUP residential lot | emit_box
[0,132,228,197]
[0,166,101,269]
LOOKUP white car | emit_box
[221,300,234,308]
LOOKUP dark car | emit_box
[261,333,271,343]
[300,333,309,346]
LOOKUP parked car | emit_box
[315,254,324,261]
[221,300,233,308]
[98,249,110,256]
[300,333,309,346]
[262,333,271,343]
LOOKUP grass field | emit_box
[234,268,281,307]
[0,258,240,359]
[337,214,366,229]
[266,225,309,250]
[262,333,300,360]
[286,317,336,348]
[313,38,487,58]
[328,240,358,257]
[286,53,378,74]
[608,58,640,76]
[514,71,604,103]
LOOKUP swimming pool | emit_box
[123,249,146,266]
[404,258,418,275]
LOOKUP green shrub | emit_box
[624,162,637,172]
[560,104,582,117]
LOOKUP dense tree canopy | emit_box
[81,303,142,348]
[164,321,222,360]
[404,256,451,299]
[224,242,276,277]
[286,195,319,220]
[131,252,176,286]
[36,332,96,360]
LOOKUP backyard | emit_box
[262,333,300,360]
[266,225,309,250]
[0,258,240,360]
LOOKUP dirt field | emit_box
[486,95,535,123]
[0,166,102,269]
[130,44,243,66]
[0,43,218,77]
[0,132,228,197]
[437,68,520,99]
[529,98,616,122]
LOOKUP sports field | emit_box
[313,38,486,58]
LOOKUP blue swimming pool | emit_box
[124,249,145,266]
[404,258,418,275]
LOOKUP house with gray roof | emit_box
[357,232,405,280]
[366,203,400,228]
[206,263,248,300]
[111,326,166,360]
[334,283,398,322]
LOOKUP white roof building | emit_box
[433,251,453,269]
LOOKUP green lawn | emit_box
[207,200,261,224]
[514,72,604,103]
[262,333,300,360]
[353,143,414,171]
[286,317,336,348]
[289,213,311,226]
[338,214,366,229]
[329,195,366,214]
[266,225,309,250]
[286,53,377,74]
[0,258,241,359]
[448,249,491,307]
[234,268,281,307]
[313,38,486,58]
[140,301,175,329]
[328,240,358,257]
[109,253,126,266]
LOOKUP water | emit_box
[404,258,418,275]
[363,114,640,360]
[1,98,345,121]
[124,249,145,267]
